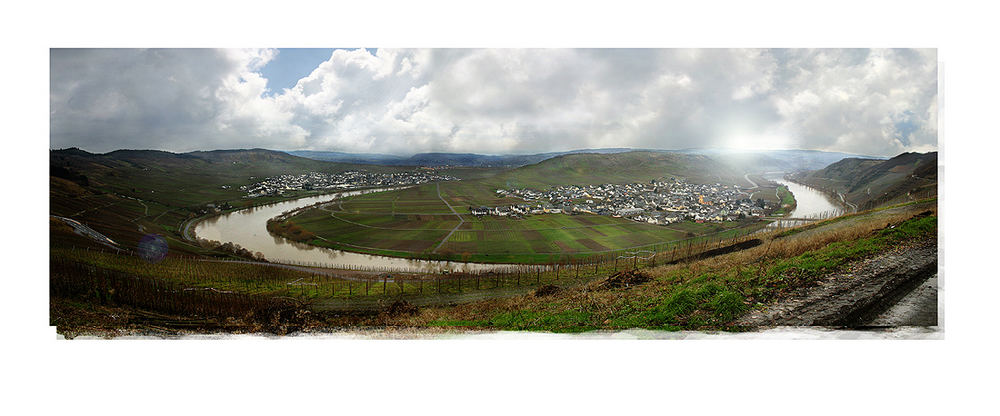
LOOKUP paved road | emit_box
[837,192,859,212]
[52,215,124,251]
[744,173,758,188]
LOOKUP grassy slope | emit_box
[771,185,797,216]
[482,151,743,190]
[405,200,937,332]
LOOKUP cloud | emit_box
[50,48,938,156]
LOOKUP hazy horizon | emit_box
[50,145,903,159]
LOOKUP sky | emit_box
[49,48,938,157]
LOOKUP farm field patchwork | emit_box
[280,184,761,263]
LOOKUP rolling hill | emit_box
[288,147,881,171]
[483,151,744,189]
[50,147,415,207]
[674,148,885,172]
[791,151,937,210]
[287,148,637,167]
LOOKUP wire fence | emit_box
[54,221,771,304]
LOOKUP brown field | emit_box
[577,238,610,251]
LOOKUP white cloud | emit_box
[50,48,938,157]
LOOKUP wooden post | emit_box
[383,276,387,295]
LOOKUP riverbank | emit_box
[182,186,404,259]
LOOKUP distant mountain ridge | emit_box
[286,147,883,170]
[672,148,886,172]
[285,148,635,167]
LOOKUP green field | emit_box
[772,185,797,216]
[279,183,761,264]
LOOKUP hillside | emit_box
[792,152,937,210]
[287,147,876,170]
[49,148,423,257]
[50,148,412,207]
[674,148,885,172]
[288,148,637,167]
[484,151,743,189]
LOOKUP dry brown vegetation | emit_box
[377,200,938,331]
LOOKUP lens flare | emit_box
[138,234,169,263]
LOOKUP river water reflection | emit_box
[193,188,516,273]
[768,176,846,228]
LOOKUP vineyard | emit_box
[50,220,775,321]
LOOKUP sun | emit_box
[724,133,791,151]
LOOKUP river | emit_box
[193,188,517,273]
[194,177,848,272]
[768,175,846,228]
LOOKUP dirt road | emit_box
[736,239,938,328]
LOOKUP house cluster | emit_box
[240,170,458,198]
[197,202,234,215]
[480,179,770,225]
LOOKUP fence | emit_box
[50,256,298,318]
[53,220,779,304]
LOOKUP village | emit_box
[473,179,772,225]
[240,170,459,198]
